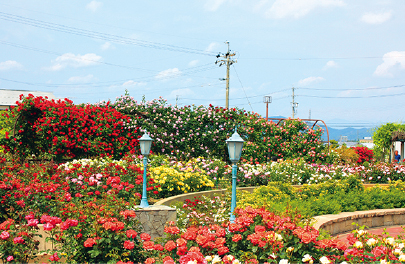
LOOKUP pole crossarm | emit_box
[215,41,237,109]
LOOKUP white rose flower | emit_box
[302,254,313,263]
[356,229,367,236]
[279,259,289,264]
[287,246,294,252]
[399,254,405,262]
[353,241,363,249]
[394,248,402,256]
[319,256,330,264]
[366,238,377,247]
[212,255,222,264]
[385,237,395,246]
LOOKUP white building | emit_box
[0,89,58,110]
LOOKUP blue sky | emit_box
[0,0,404,128]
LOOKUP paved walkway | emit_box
[335,225,405,244]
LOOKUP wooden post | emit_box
[401,142,404,162]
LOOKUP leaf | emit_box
[88,249,100,258]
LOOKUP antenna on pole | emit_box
[215,41,237,109]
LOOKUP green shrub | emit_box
[237,178,405,219]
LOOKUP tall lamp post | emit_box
[226,127,244,222]
[138,130,153,208]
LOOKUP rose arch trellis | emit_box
[266,117,330,150]
[390,130,405,162]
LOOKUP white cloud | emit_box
[155,68,182,80]
[298,76,325,86]
[86,1,103,12]
[204,0,228,11]
[264,0,345,19]
[0,60,23,71]
[361,11,392,24]
[188,60,199,67]
[205,42,221,53]
[101,42,115,51]
[324,60,338,69]
[374,51,405,77]
[169,88,195,98]
[68,74,96,83]
[45,53,102,71]
[122,80,146,87]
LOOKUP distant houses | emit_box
[338,135,375,148]
[359,137,374,149]
[0,89,58,110]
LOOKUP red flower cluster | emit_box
[1,94,140,161]
[84,237,97,247]
[99,217,125,232]
[351,146,374,164]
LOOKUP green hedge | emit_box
[237,177,405,219]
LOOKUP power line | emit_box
[0,3,218,43]
[0,40,218,79]
[0,11,217,56]
[298,92,405,99]
[232,65,253,112]
[243,55,405,61]
[297,84,405,91]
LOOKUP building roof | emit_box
[0,89,58,109]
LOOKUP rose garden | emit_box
[1,94,405,263]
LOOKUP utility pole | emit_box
[291,87,298,118]
[263,96,272,121]
[215,41,237,109]
[175,95,179,107]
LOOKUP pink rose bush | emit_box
[0,217,40,263]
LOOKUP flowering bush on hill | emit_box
[104,95,327,163]
[0,94,140,161]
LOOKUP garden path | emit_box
[335,225,405,244]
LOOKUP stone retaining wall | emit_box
[313,208,405,236]
[134,205,176,239]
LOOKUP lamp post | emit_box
[226,127,244,222]
[138,130,153,208]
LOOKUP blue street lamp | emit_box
[138,130,153,208]
[226,127,244,222]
